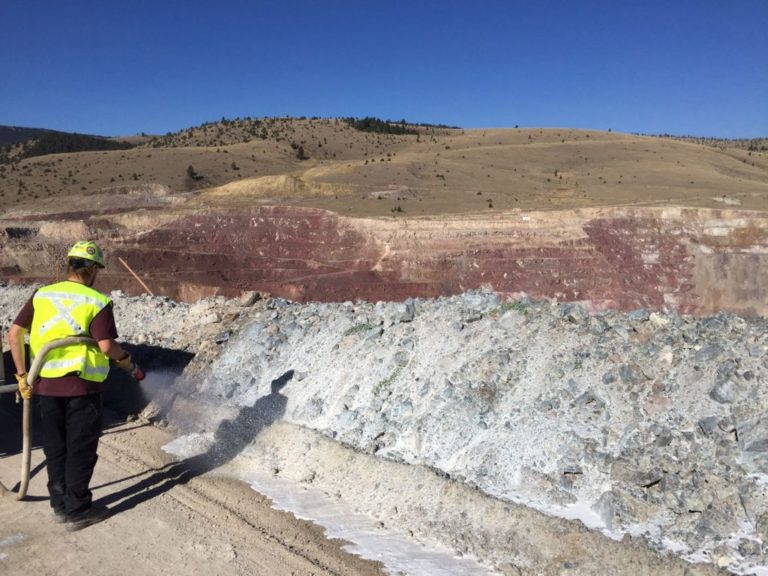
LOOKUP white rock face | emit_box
[152,290,767,573]
[2,284,767,573]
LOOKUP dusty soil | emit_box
[0,406,386,576]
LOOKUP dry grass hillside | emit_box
[1,117,766,217]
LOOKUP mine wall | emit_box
[2,205,768,315]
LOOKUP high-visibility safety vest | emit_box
[30,281,112,383]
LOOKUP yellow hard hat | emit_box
[67,241,105,268]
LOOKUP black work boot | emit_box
[65,504,110,532]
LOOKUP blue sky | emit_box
[1,0,766,138]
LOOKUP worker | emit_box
[8,240,144,531]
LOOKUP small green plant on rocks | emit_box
[343,322,379,337]
[374,367,402,396]
[493,300,530,315]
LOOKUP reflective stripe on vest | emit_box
[37,292,107,337]
[42,358,111,379]
[30,282,112,383]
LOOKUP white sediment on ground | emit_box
[163,428,497,576]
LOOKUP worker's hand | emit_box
[16,373,32,400]
[129,363,145,381]
[115,353,133,371]
[115,353,145,381]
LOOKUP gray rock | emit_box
[636,468,664,488]
[702,316,726,332]
[7,285,768,569]
[698,416,719,437]
[738,538,763,557]
[239,290,260,306]
[535,396,560,412]
[619,363,646,386]
[695,504,738,543]
[653,429,674,447]
[561,303,588,324]
[660,473,681,492]
[612,459,663,488]
[737,413,768,452]
[214,331,230,344]
[717,359,739,381]
[749,344,764,358]
[695,344,722,362]
[462,291,500,315]
[612,325,630,342]
[756,512,768,542]
[627,309,650,322]
[718,417,737,433]
[393,350,410,368]
[400,338,415,351]
[561,464,583,475]
[591,491,616,529]
[305,397,325,418]
[588,316,609,335]
[575,390,605,411]
[386,301,415,324]
[365,326,384,340]
[710,380,737,404]
[461,311,484,323]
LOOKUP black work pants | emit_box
[38,394,102,516]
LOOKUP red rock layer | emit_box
[3,206,768,315]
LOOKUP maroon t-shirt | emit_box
[13,287,119,396]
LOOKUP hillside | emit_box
[0,129,134,167]
[0,126,62,147]
[0,118,766,217]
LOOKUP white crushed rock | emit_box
[2,283,767,574]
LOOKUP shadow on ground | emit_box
[97,369,293,515]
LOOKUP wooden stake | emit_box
[118,257,155,296]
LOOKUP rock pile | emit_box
[174,290,768,573]
[2,283,766,573]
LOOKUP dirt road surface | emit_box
[0,405,730,576]
[0,405,385,576]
